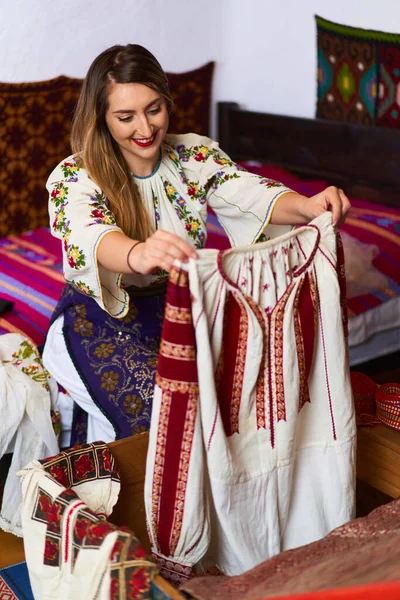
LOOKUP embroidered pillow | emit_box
[316,15,400,128]
[168,61,214,136]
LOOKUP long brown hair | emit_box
[71,44,173,241]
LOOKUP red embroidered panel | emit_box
[157,390,194,557]
[242,295,269,433]
[32,488,54,525]
[43,489,78,567]
[271,282,295,422]
[294,273,317,412]
[215,291,248,436]
[153,266,199,558]
[40,441,120,487]
[157,269,199,390]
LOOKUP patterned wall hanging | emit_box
[316,15,400,128]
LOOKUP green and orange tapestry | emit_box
[316,15,400,128]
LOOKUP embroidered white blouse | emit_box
[47,133,292,318]
[145,213,356,583]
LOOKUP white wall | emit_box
[2,0,400,129]
[0,0,225,80]
[217,0,400,119]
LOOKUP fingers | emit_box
[153,230,197,260]
[139,230,198,274]
[324,186,341,226]
[325,186,351,227]
[338,189,351,222]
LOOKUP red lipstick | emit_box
[132,132,157,147]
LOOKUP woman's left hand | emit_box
[301,186,351,227]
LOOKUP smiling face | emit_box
[105,82,169,177]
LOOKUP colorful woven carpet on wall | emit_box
[316,15,400,128]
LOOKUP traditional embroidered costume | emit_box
[145,213,356,582]
[18,443,165,600]
[43,133,292,445]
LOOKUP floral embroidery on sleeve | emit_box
[52,206,70,237]
[60,160,81,182]
[49,183,76,263]
[259,177,286,189]
[3,339,51,391]
[205,171,240,193]
[186,180,207,204]
[51,181,69,207]
[66,279,96,297]
[88,191,117,226]
[50,177,117,274]
[176,144,238,168]
[67,245,86,269]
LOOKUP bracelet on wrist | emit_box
[127,241,143,274]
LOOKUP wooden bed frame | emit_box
[217,102,400,209]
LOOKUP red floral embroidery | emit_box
[111,537,125,562]
[39,492,52,514]
[49,463,69,487]
[44,539,59,563]
[110,575,120,599]
[125,538,148,561]
[126,567,152,598]
[47,503,64,531]
[85,520,116,546]
[73,453,94,480]
[101,448,112,473]
[74,516,92,541]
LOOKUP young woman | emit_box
[42,44,350,447]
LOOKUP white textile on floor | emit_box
[0,334,59,536]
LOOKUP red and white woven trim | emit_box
[376,384,400,431]
[152,553,192,585]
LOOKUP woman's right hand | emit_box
[128,229,198,275]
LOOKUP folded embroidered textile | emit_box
[0,334,59,536]
[18,442,162,599]
[145,212,356,583]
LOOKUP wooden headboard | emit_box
[217,102,400,208]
